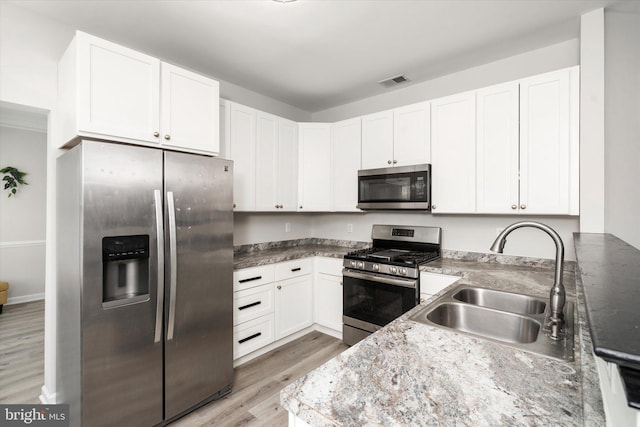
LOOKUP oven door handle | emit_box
[343,269,417,289]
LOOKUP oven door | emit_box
[342,268,418,343]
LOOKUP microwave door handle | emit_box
[343,269,417,289]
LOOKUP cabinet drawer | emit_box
[315,257,343,277]
[233,265,275,292]
[274,258,313,281]
[233,283,274,325]
[233,315,275,360]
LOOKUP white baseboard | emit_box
[39,385,57,404]
[314,324,342,340]
[7,292,45,305]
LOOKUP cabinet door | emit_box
[278,118,299,211]
[160,63,219,154]
[274,275,313,340]
[393,101,430,166]
[298,123,332,211]
[315,273,343,332]
[332,118,361,212]
[431,91,477,213]
[361,110,393,169]
[229,103,256,211]
[255,111,279,211]
[476,82,519,214]
[77,32,160,144]
[520,69,574,214]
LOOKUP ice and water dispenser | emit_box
[102,235,150,308]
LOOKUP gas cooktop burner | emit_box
[346,247,440,265]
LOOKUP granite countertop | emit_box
[574,233,640,408]
[280,254,605,426]
[233,238,368,270]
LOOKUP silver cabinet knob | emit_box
[153,131,160,137]
[511,204,517,210]
[339,281,343,286]
[431,204,436,210]
[164,134,171,140]
[393,160,398,164]
[233,203,237,208]
[520,204,526,210]
[277,285,282,290]
[299,205,303,209]
[420,298,426,304]
[388,160,392,164]
[275,204,279,208]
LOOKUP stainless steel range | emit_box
[342,224,442,345]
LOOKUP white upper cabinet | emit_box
[431,91,477,213]
[361,102,430,170]
[277,119,299,211]
[361,111,394,169]
[519,67,578,215]
[332,118,362,212]
[160,63,219,154]
[224,103,298,212]
[255,112,298,211]
[255,112,279,211]
[228,102,257,211]
[393,101,431,166]
[58,31,219,155]
[476,82,520,214]
[298,123,332,212]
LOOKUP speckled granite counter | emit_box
[234,238,368,270]
[280,254,605,426]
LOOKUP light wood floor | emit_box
[171,331,348,426]
[0,301,347,425]
[0,300,45,404]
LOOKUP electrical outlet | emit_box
[496,228,504,237]
[347,223,353,233]
[285,223,291,233]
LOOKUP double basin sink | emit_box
[410,284,574,361]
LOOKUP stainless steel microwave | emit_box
[357,164,431,210]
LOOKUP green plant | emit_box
[1,166,28,198]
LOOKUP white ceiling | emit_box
[12,0,618,113]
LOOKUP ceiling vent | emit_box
[378,74,408,88]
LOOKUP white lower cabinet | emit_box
[233,315,275,360]
[233,260,314,361]
[315,257,344,334]
[274,275,313,340]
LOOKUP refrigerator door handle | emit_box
[167,191,178,341]
[153,190,165,343]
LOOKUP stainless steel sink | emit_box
[410,284,574,361]
[426,303,540,344]
[452,287,546,315]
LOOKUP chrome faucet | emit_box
[490,221,566,340]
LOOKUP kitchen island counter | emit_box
[281,254,605,426]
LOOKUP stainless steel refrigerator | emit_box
[56,140,233,426]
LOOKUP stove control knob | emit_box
[357,261,364,269]
[400,268,407,275]
[350,260,357,268]
[390,267,398,274]
[372,264,379,272]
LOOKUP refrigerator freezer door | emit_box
[80,141,164,427]
[163,152,234,419]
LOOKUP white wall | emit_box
[0,124,47,303]
[604,8,640,250]
[311,38,579,122]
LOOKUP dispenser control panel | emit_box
[102,235,149,262]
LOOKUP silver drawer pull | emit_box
[238,332,262,344]
[238,301,261,311]
[239,276,262,283]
